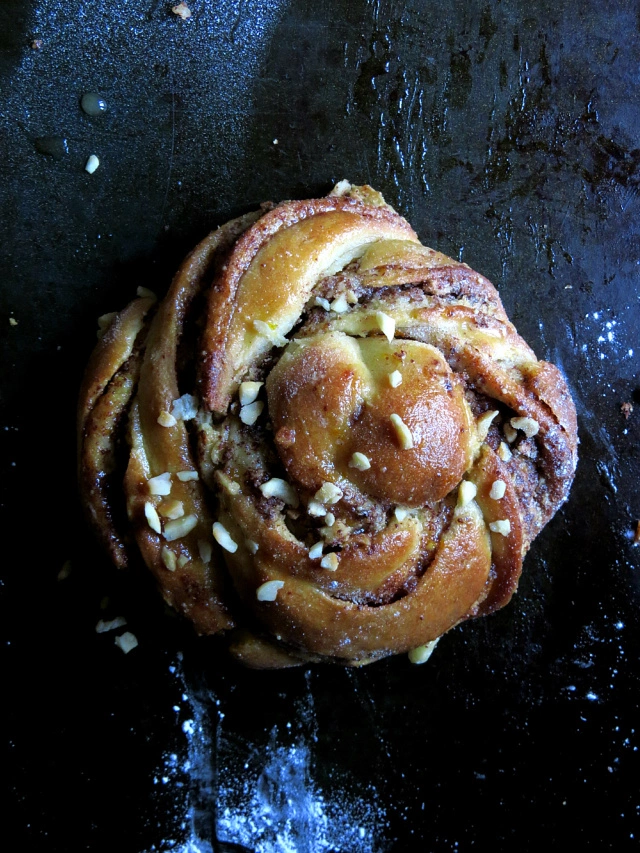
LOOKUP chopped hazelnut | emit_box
[375,311,395,342]
[212,521,238,553]
[389,370,402,388]
[349,451,371,471]
[157,410,177,428]
[84,154,100,174]
[320,552,340,571]
[314,482,343,505]
[171,2,192,19]
[307,500,327,517]
[239,381,263,406]
[489,480,506,500]
[390,413,414,449]
[158,498,185,519]
[309,542,324,560]
[510,416,539,438]
[239,400,264,425]
[457,481,477,508]
[177,470,199,482]
[114,632,138,654]
[161,546,177,572]
[256,580,284,601]
[147,472,172,496]
[260,478,299,507]
[497,441,512,462]
[144,502,162,534]
[476,410,499,442]
[163,514,198,541]
[489,519,511,536]
[503,423,518,443]
[330,294,349,313]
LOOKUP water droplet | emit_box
[81,92,108,116]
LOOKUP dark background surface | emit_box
[1,0,639,850]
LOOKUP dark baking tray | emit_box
[1,1,638,850]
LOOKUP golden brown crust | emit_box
[78,297,155,567]
[78,182,578,667]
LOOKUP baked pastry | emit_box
[78,182,578,667]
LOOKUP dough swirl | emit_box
[78,183,577,667]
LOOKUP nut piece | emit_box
[349,452,371,471]
[239,400,264,425]
[489,480,506,500]
[239,381,263,406]
[256,580,284,601]
[489,519,511,536]
[144,502,162,534]
[114,632,138,654]
[314,482,343,505]
[376,311,395,342]
[394,506,409,521]
[477,410,499,442]
[95,616,127,634]
[390,414,414,450]
[212,521,238,553]
[307,500,327,517]
[157,410,177,428]
[260,478,299,507]
[320,552,340,571]
[176,470,199,482]
[309,542,324,560]
[510,416,539,438]
[497,441,512,462]
[314,296,331,311]
[389,370,402,388]
[85,154,100,174]
[158,499,184,519]
[324,511,335,527]
[457,480,477,508]
[330,294,349,313]
[246,539,259,554]
[408,638,439,664]
[171,2,192,19]
[163,514,198,541]
[161,546,177,572]
[147,472,172,496]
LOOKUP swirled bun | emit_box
[78,183,577,667]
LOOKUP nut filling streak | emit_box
[78,182,578,668]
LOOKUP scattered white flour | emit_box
[148,659,386,853]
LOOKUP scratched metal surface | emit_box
[1,0,639,850]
